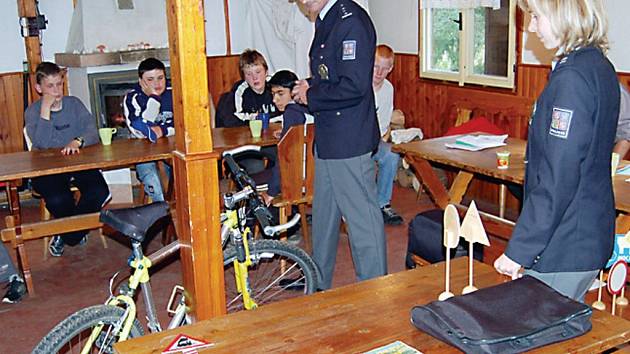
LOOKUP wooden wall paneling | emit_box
[0,73,25,154]
[206,55,239,107]
[17,0,42,104]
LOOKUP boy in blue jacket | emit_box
[124,58,173,202]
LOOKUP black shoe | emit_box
[381,205,403,225]
[2,275,26,304]
[49,236,64,257]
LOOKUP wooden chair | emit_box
[271,124,315,253]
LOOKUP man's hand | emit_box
[40,94,59,120]
[272,129,282,139]
[292,80,309,105]
[260,191,274,206]
[61,139,81,155]
[139,78,159,97]
[494,253,522,280]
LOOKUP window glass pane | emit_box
[472,0,509,76]
[429,8,460,73]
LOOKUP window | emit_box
[420,0,516,88]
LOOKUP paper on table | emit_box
[445,134,508,151]
[617,165,630,176]
[391,128,424,144]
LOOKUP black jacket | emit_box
[506,47,620,272]
[306,0,380,159]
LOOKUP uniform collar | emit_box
[319,0,338,21]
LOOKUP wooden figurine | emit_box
[607,260,628,316]
[460,201,490,294]
[592,270,606,311]
[439,204,461,301]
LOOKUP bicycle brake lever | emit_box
[264,214,301,236]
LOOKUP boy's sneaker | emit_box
[381,205,403,225]
[2,275,26,304]
[49,236,64,257]
[79,235,89,246]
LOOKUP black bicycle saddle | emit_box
[99,202,170,243]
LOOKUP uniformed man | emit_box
[293,0,387,289]
[494,0,619,302]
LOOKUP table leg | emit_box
[499,184,507,219]
[448,171,473,205]
[405,154,450,209]
[5,181,21,223]
[4,215,34,294]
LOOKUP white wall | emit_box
[0,0,28,72]
[204,0,227,56]
[369,0,418,54]
[519,0,630,70]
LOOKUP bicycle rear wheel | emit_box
[32,304,144,354]
[223,239,319,312]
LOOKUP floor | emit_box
[2,184,630,353]
[0,184,432,353]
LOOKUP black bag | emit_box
[406,209,482,268]
[410,276,592,354]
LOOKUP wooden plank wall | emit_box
[203,53,630,212]
[0,72,25,154]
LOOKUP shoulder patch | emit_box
[549,107,573,139]
[342,40,356,61]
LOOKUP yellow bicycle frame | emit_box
[226,209,258,310]
[80,257,152,353]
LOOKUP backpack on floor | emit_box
[406,209,482,268]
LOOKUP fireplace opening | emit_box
[87,67,170,140]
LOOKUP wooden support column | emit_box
[17,0,42,103]
[166,0,226,320]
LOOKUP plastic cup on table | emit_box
[496,150,510,170]
[249,120,262,138]
[258,112,270,130]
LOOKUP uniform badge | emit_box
[342,40,356,60]
[549,107,573,139]
[318,64,329,80]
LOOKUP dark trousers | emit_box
[32,169,110,246]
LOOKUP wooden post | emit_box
[17,0,42,103]
[166,0,226,320]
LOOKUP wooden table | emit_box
[0,124,279,294]
[115,258,630,353]
[394,135,630,230]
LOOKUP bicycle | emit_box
[32,145,320,353]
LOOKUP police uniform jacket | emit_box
[306,0,380,159]
[505,46,620,272]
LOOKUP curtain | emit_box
[420,0,500,9]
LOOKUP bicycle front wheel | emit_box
[32,304,144,354]
[223,239,319,312]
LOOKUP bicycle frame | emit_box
[80,241,189,352]
[223,192,258,310]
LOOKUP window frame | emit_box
[419,0,517,89]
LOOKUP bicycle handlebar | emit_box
[263,214,300,236]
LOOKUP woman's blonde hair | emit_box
[518,0,609,56]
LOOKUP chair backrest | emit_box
[277,124,315,201]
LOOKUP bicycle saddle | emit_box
[100,202,170,243]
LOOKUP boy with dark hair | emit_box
[216,49,277,127]
[25,62,111,257]
[123,57,173,202]
[262,70,313,205]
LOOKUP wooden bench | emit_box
[1,212,103,294]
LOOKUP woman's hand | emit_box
[494,253,522,280]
